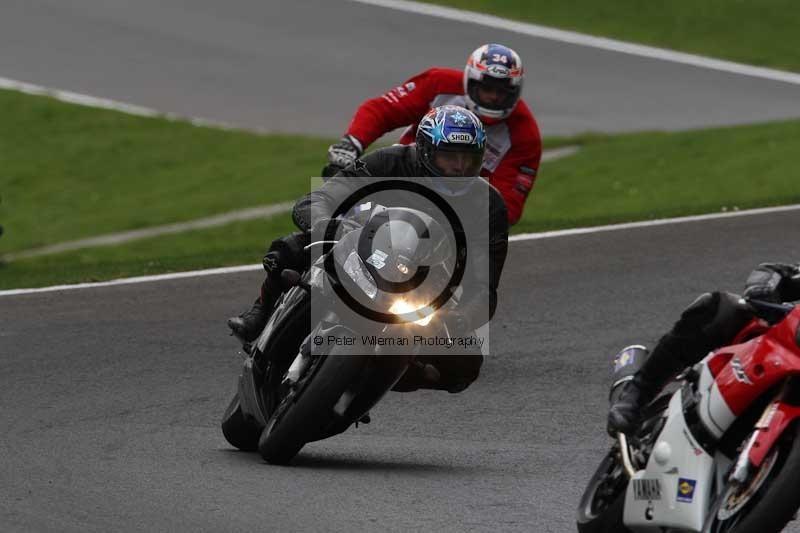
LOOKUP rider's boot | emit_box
[227,279,278,343]
[606,346,685,435]
[608,292,753,436]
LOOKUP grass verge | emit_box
[3,116,800,289]
[0,88,329,254]
[0,217,297,290]
[0,86,586,255]
[422,0,800,72]
[515,120,800,233]
[0,91,800,289]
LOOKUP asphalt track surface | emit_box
[4,2,800,532]
[3,210,800,532]
[3,0,800,137]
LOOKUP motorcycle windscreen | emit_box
[309,175,492,358]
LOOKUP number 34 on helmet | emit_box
[464,43,524,120]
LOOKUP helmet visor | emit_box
[468,78,520,111]
[432,150,483,177]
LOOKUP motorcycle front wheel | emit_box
[257,345,370,465]
[576,447,630,533]
[704,423,800,533]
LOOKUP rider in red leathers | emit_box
[324,43,542,226]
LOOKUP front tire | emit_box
[704,423,800,533]
[576,449,630,533]
[257,347,369,464]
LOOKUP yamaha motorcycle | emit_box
[221,205,463,464]
[578,298,800,532]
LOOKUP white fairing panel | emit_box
[623,390,714,532]
[691,357,736,438]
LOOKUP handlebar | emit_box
[743,297,795,313]
[742,297,796,324]
[617,433,637,479]
[304,240,338,251]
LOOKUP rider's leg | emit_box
[227,232,310,342]
[607,292,752,435]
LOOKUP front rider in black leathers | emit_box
[608,262,800,435]
[228,105,509,393]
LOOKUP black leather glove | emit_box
[262,233,311,277]
[744,263,800,303]
[322,135,362,177]
[262,250,283,277]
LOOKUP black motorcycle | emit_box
[221,205,464,464]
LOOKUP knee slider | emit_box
[442,354,483,392]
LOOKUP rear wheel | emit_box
[220,393,261,452]
[576,448,630,533]
[257,347,370,464]
[704,423,800,533]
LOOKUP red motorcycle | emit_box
[578,298,800,532]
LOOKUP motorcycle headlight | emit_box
[343,251,377,300]
[308,265,325,291]
[389,298,435,326]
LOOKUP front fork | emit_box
[284,335,313,388]
[730,380,800,484]
[617,433,638,478]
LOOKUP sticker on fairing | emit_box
[676,478,696,503]
[756,402,779,429]
[614,349,636,372]
[633,479,662,501]
[366,250,388,270]
[731,357,753,385]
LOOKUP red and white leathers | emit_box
[344,67,542,225]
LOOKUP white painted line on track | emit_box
[349,0,800,86]
[0,76,240,130]
[0,76,161,116]
[3,202,295,261]
[509,203,800,243]
[3,203,799,297]
[540,145,579,162]
[0,264,263,297]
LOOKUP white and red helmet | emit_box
[463,43,524,120]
